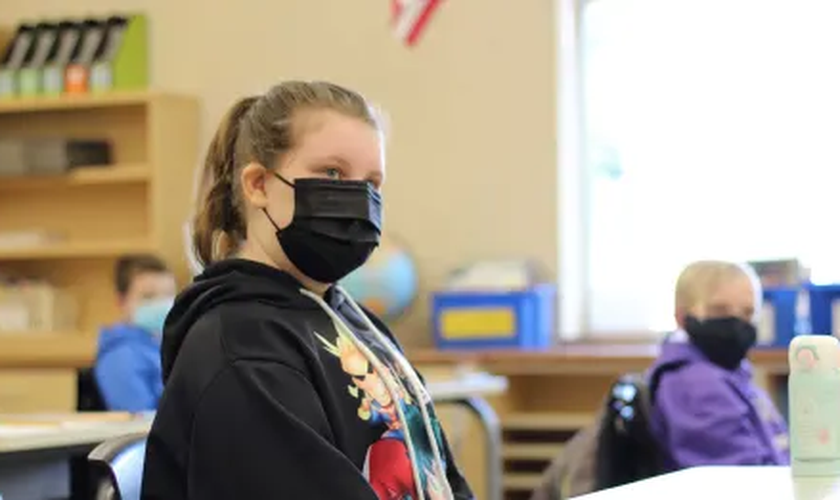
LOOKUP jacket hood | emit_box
[161,259,320,381]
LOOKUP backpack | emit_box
[529,361,687,500]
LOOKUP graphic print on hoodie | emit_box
[309,289,450,500]
[140,259,473,500]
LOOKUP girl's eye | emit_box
[325,167,341,179]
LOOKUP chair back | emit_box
[77,368,107,411]
[594,361,687,490]
[594,373,661,489]
[88,432,148,500]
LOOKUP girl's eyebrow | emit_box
[314,155,350,166]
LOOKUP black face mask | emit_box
[684,315,757,371]
[263,173,382,283]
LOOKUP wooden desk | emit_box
[572,466,840,500]
[411,344,789,375]
[0,413,151,500]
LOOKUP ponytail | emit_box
[192,96,259,267]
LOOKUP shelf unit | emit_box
[0,91,199,411]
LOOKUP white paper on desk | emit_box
[0,425,59,438]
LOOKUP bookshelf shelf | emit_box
[0,238,152,260]
[0,91,168,114]
[0,333,94,368]
[0,163,150,190]
[0,91,199,412]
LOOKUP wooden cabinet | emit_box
[0,92,199,411]
[0,369,76,413]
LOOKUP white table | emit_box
[0,413,152,500]
[426,373,508,500]
[572,466,840,500]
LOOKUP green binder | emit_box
[18,23,59,97]
[0,24,37,99]
[90,15,148,92]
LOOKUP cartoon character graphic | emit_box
[316,331,448,500]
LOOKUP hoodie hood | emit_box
[161,259,321,381]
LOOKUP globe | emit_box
[339,234,418,323]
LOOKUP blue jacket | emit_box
[94,323,163,412]
[649,338,789,469]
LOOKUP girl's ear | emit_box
[240,162,269,208]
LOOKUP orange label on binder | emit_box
[65,65,88,94]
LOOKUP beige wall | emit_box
[2,0,562,346]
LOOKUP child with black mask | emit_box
[648,260,789,470]
[141,81,472,500]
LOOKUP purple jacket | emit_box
[648,339,790,470]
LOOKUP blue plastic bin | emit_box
[431,284,557,350]
[758,287,798,348]
[809,284,840,337]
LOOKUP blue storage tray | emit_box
[758,287,798,348]
[809,284,840,337]
[431,284,556,351]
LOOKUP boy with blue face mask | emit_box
[94,254,176,412]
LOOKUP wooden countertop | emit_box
[0,334,95,369]
[409,343,789,375]
[0,334,789,376]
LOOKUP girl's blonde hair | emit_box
[674,260,763,320]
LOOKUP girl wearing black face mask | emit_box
[141,81,473,500]
[645,261,790,472]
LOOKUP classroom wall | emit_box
[1,0,562,346]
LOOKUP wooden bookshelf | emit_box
[0,91,199,412]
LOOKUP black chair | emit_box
[88,432,148,500]
[77,368,107,412]
[594,373,663,489]
[594,361,686,490]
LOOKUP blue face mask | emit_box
[132,297,174,336]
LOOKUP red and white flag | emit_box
[391,0,443,46]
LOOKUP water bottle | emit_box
[789,335,840,477]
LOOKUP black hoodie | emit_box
[141,259,473,500]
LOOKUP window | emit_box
[580,0,840,334]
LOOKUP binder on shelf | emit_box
[0,24,37,99]
[65,19,107,94]
[42,22,81,96]
[18,23,59,97]
[90,15,148,92]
